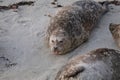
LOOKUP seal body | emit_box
[55,48,120,80]
[109,23,120,48]
[46,0,108,54]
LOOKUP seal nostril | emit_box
[54,47,58,50]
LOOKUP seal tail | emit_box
[98,0,120,14]
[99,0,120,6]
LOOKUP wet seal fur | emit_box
[46,0,108,55]
[109,23,120,48]
[55,48,120,80]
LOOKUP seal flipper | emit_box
[55,65,85,80]
[65,66,85,77]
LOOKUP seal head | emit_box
[49,29,71,54]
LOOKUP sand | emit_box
[0,0,120,80]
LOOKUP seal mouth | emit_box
[53,50,61,55]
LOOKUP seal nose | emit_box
[54,47,58,50]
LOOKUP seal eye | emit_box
[59,40,63,43]
[52,40,54,43]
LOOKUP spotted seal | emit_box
[46,0,108,54]
[55,48,120,80]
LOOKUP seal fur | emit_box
[55,48,120,80]
[46,0,108,54]
[109,23,120,48]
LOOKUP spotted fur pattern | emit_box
[55,48,120,80]
[46,0,108,54]
[109,23,120,48]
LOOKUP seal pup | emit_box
[109,23,120,48]
[46,0,109,55]
[55,48,120,80]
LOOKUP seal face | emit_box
[49,29,71,54]
[55,48,120,80]
[46,0,107,54]
[109,23,120,48]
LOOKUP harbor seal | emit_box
[55,48,120,80]
[46,0,109,55]
[109,23,120,48]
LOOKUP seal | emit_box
[55,48,120,80]
[109,23,120,48]
[46,0,108,55]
